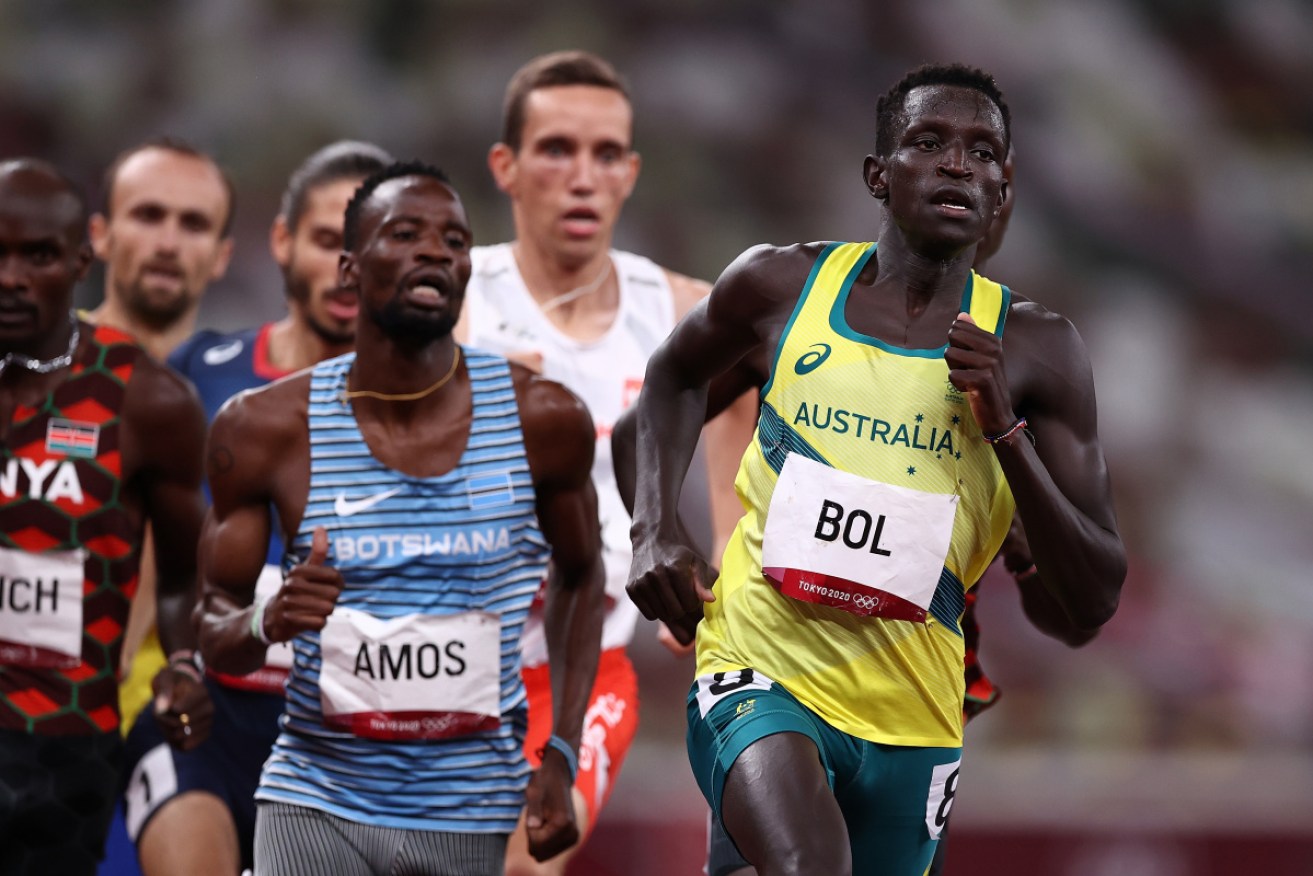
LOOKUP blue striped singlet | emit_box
[255,349,550,833]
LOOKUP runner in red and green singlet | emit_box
[0,158,211,876]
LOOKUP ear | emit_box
[994,178,1009,217]
[488,142,517,194]
[88,213,110,261]
[863,155,888,202]
[209,236,235,282]
[338,250,358,292]
[270,214,292,269]
[74,241,93,281]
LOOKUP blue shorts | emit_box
[686,670,962,876]
[121,677,284,870]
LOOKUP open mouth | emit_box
[931,189,973,215]
[402,273,450,309]
[323,288,359,322]
[562,206,601,237]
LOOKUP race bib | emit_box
[210,564,294,695]
[0,545,86,668]
[925,759,962,840]
[761,453,957,620]
[319,607,501,741]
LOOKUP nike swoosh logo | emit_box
[334,487,403,517]
[202,339,244,365]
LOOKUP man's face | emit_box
[490,85,639,266]
[273,177,362,345]
[0,174,90,352]
[90,147,232,328]
[870,85,1008,258]
[342,175,473,344]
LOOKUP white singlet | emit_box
[465,243,676,665]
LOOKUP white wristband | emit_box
[250,594,273,645]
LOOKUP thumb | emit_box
[695,565,717,604]
[153,673,174,715]
[957,311,978,327]
[309,526,330,565]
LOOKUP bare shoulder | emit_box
[1004,297,1096,404]
[710,242,831,312]
[123,352,203,426]
[508,362,594,489]
[210,371,312,447]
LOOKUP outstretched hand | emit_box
[262,527,344,643]
[946,312,1017,437]
[627,540,715,646]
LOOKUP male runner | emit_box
[0,159,211,875]
[626,64,1126,876]
[457,50,754,875]
[197,162,604,876]
[120,140,392,876]
[85,138,234,730]
[617,150,1099,876]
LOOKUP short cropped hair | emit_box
[279,140,394,232]
[0,157,89,241]
[342,161,454,252]
[500,50,630,151]
[875,63,1011,159]
[100,137,236,236]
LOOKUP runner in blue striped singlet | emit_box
[196,162,604,876]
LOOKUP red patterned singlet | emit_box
[0,323,146,735]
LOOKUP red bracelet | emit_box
[983,417,1031,445]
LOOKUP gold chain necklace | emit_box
[340,347,461,403]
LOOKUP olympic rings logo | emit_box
[852,594,880,611]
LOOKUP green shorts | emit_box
[686,669,962,876]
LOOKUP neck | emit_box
[87,298,194,360]
[510,239,616,316]
[348,325,461,418]
[266,315,352,373]
[872,228,976,314]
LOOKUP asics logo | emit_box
[201,340,244,366]
[794,343,831,375]
[334,487,403,517]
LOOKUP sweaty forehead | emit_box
[901,85,1004,138]
[368,176,465,224]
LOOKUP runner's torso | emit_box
[698,242,1016,747]
[0,323,145,735]
[256,350,550,831]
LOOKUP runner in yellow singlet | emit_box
[626,63,1126,876]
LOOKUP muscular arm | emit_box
[195,381,309,674]
[122,361,207,658]
[518,371,604,752]
[120,359,211,746]
[628,245,801,639]
[994,514,1098,648]
[516,370,604,860]
[947,305,1126,631]
[665,270,760,563]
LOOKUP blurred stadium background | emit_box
[4,1,1311,873]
